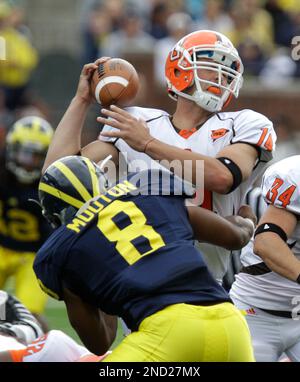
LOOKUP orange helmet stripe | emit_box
[182,31,219,50]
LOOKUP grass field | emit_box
[45,298,124,350]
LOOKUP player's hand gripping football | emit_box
[99,105,154,152]
[75,57,110,104]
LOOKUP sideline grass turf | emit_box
[45,299,124,349]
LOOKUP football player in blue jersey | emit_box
[0,116,53,331]
[34,155,255,361]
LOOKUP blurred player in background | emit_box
[230,155,300,362]
[42,30,276,286]
[0,116,53,331]
[0,1,39,111]
[34,155,255,361]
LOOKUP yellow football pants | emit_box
[104,302,255,362]
[0,246,48,314]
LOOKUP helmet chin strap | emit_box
[175,88,224,112]
[193,89,223,112]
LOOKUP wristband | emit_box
[254,222,287,242]
[143,137,156,153]
[217,157,243,193]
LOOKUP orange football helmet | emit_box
[165,30,244,112]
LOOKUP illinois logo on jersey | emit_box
[211,128,229,142]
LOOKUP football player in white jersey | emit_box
[230,155,300,362]
[43,30,276,283]
[0,330,110,362]
[0,291,109,362]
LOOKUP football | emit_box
[91,58,139,107]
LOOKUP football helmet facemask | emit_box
[39,155,109,228]
[165,30,244,112]
[6,116,53,184]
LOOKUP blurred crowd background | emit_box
[0,0,300,160]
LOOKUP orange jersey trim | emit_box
[178,128,197,139]
[9,348,26,362]
[201,189,213,211]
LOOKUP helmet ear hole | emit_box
[52,213,63,228]
[174,69,181,78]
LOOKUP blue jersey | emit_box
[34,170,230,330]
[0,169,52,252]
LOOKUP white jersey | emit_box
[0,334,26,352]
[7,330,91,362]
[230,155,300,311]
[100,106,276,281]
